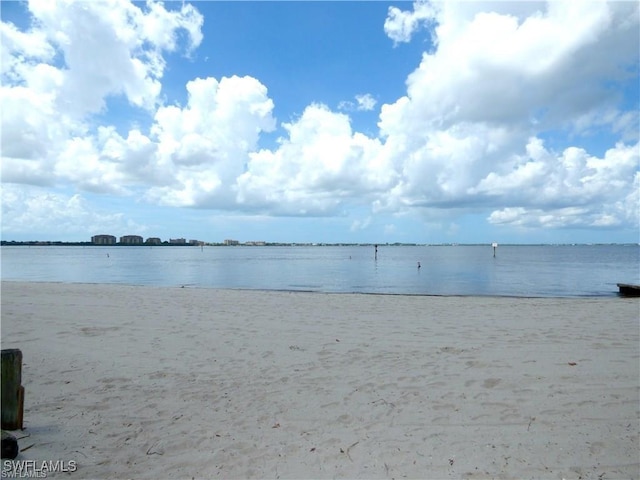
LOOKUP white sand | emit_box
[1,281,638,479]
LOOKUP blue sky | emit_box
[1,0,638,244]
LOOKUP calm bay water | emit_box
[1,244,638,297]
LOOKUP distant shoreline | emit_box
[2,241,638,247]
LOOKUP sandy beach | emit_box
[1,281,638,479]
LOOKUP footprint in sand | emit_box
[482,378,501,388]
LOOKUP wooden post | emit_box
[1,349,24,430]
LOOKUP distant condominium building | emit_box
[120,235,143,245]
[146,237,162,245]
[169,238,186,245]
[91,234,116,245]
[224,239,239,246]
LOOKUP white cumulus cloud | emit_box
[236,104,391,215]
[338,93,377,112]
[355,93,377,111]
[145,75,276,207]
[0,185,145,238]
[384,0,436,45]
[376,0,639,229]
[1,0,204,188]
[1,0,638,239]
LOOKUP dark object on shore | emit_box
[1,431,19,459]
[617,283,640,297]
[1,349,24,430]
